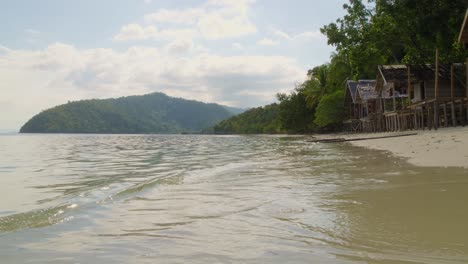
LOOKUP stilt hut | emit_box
[377,64,467,131]
[376,65,410,131]
[344,80,379,132]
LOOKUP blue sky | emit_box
[0,0,347,131]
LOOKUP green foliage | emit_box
[277,87,316,133]
[303,65,329,108]
[321,0,386,79]
[213,0,468,135]
[312,0,468,131]
[314,90,345,129]
[374,0,468,63]
[213,104,282,134]
[20,92,235,134]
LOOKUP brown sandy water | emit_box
[0,134,467,263]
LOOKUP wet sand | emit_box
[342,127,468,168]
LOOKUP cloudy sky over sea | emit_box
[0,0,346,131]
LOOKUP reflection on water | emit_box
[0,134,467,263]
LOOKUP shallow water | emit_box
[0,134,467,263]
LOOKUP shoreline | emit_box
[335,127,468,169]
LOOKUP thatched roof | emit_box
[377,64,465,89]
[346,80,358,103]
[356,80,378,101]
[346,80,377,103]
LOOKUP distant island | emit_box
[20,92,244,134]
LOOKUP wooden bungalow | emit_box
[344,80,379,132]
[376,64,467,130]
[375,65,410,131]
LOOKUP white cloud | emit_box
[113,24,197,41]
[295,31,323,39]
[143,0,152,4]
[24,29,41,35]
[232,42,244,50]
[0,42,306,130]
[257,38,278,46]
[273,29,323,41]
[198,13,256,40]
[206,0,255,14]
[113,24,158,41]
[144,8,205,24]
[117,0,257,41]
[165,39,194,55]
[0,45,10,53]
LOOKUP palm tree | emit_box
[303,64,329,108]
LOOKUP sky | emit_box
[0,0,347,131]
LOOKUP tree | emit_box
[314,90,345,129]
[374,0,468,63]
[303,65,329,108]
[321,0,386,79]
[277,87,316,133]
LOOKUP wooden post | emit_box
[451,64,455,100]
[407,65,414,130]
[383,98,386,113]
[460,102,466,126]
[465,57,468,125]
[434,49,439,129]
[414,110,418,129]
[422,109,425,130]
[451,102,457,126]
[435,49,440,99]
[450,64,456,127]
[442,103,447,127]
[397,114,401,131]
[427,105,432,130]
[408,65,412,106]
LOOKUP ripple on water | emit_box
[0,134,467,264]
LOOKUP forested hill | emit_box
[213,104,283,134]
[20,92,237,134]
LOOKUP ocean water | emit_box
[0,134,467,263]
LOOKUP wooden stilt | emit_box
[451,64,455,100]
[397,114,401,131]
[460,102,466,126]
[414,111,417,129]
[451,102,457,126]
[434,49,439,129]
[427,105,432,130]
[443,103,447,127]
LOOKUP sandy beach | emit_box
[339,127,468,168]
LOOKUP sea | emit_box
[0,134,467,263]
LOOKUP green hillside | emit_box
[20,92,235,134]
[213,104,282,134]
